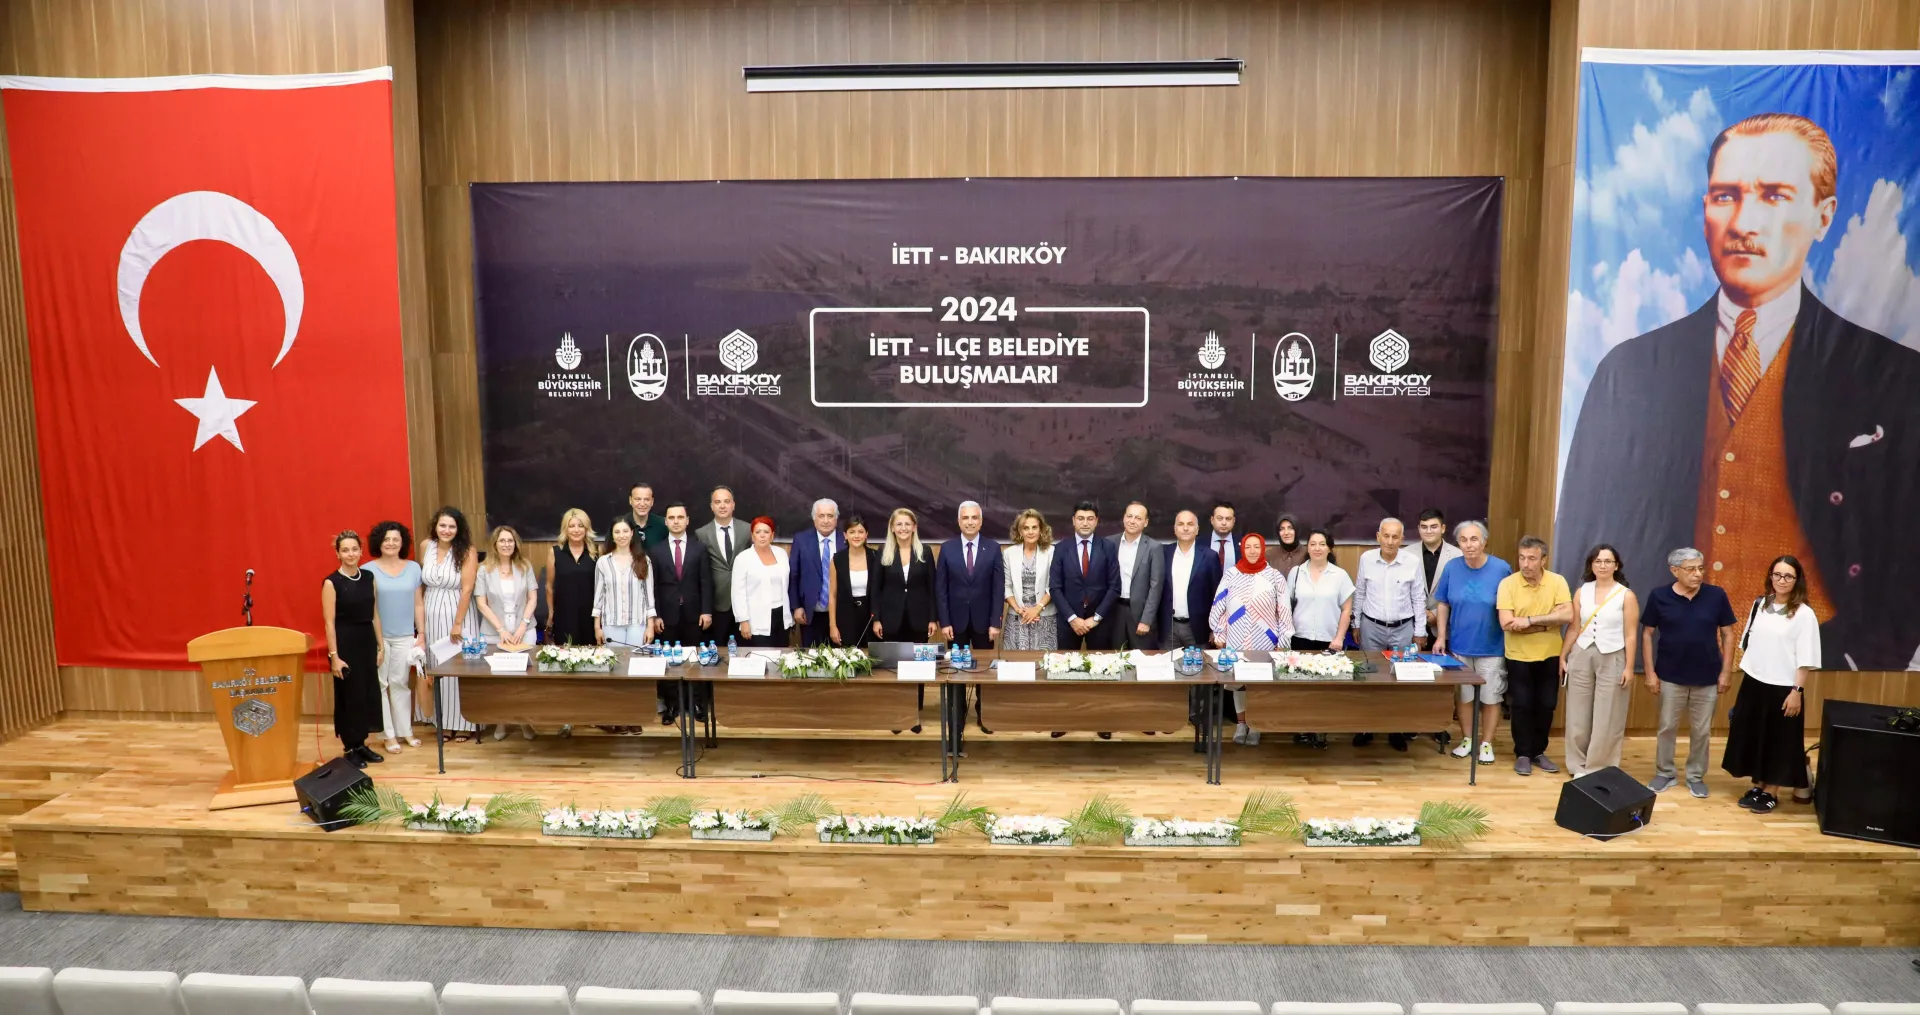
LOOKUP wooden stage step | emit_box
[0,762,109,894]
[2,719,1915,945]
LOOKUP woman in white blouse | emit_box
[1558,544,1640,776]
[1723,554,1820,814]
[593,517,656,647]
[475,525,540,741]
[1282,529,1353,751]
[732,516,793,647]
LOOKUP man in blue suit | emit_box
[1161,508,1224,753]
[787,498,844,647]
[936,501,1004,650]
[1049,500,1120,650]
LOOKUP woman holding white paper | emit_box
[1208,533,1294,747]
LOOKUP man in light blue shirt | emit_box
[1432,520,1513,765]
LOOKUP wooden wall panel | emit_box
[0,0,434,734]
[414,0,1553,547]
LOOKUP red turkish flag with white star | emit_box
[2,70,412,668]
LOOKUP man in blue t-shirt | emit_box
[1638,546,1738,798]
[1432,520,1514,765]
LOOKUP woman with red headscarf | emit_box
[731,516,793,647]
[1208,533,1294,746]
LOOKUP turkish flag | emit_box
[2,70,412,669]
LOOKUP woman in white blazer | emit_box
[731,516,794,647]
[1000,508,1059,650]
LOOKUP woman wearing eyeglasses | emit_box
[1722,555,1820,814]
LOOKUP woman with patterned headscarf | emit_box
[1209,533,1294,746]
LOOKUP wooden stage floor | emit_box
[4,717,1916,946]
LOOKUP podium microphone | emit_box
[242,568,256,627]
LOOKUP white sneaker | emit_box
[491,724,507,741]
[1451,738,1473,759]
[1476,741,1495,764]
[1232,722,1249,745]
[1242,727,1261,746]
[522,724,537,740]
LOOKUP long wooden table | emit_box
[423,649,1483,785]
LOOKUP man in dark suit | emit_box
[649,502,712,722]
[1206,501,1241,571]
[695,485,750,639]
[1159,509,1224,649]
[935,500,1004,650]
[1048,500,1120,650]
[1557,112,1920,671]
[787,497,844,647]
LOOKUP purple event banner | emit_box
[471,177,1501,541]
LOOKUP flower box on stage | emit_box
[990,835,1073,846]
[543,825,656,839]
[693,827,775,841]
[1304,834,1420,847]
[1122,834,1239,847]
[536,662,615,673]
[405,820,484,835]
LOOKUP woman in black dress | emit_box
[873,507,938,642]
[828,516,881,647]
[545,508,598,646]
[321,531,383,768]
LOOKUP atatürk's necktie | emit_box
[1721,308,1763,422]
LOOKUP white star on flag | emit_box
[173,366,257,451]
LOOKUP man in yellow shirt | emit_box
[1497,536,1573,776]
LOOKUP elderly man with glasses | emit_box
[1638,547,1739,798]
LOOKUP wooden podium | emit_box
[188,626,312,810]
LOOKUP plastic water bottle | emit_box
[728,635,738,660]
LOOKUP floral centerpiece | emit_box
[818,793,987,845]
[1125,790,1298,847]
[536,644,617,673]
[986,795,1130,846]
[340,787,540,836]
[1040,651,1089,675]
[1273,651,1359,679]
[1300,800,1488,848]
[540,795,692,840]
[690,794,829,841]
[775,647,875,680]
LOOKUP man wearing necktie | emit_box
[788,497,843,647]
[1208,501,1241,571]
[648,503,713,721]
[1557,112,1920,671]
[695,485,750,642]
[1048,500,1120,649]
[936,501,1006,739]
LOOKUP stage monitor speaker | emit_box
[1554,766,1655,840]
[1817,699,1920,849]
[295,756,371,832]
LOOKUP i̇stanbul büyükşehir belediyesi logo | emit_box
[539,332,603,398]
[1271,332,1315,401]
[555,333,583,370]
[627,333,669,401]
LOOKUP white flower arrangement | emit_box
[1303,816,1421,847]
[775,647,875,680]
[1086,652,1130,677]
[689,808,775,840]
[541,806,659,839]
[1274,651,1358,679]
[817,813,940,845]
[407,799,491,834]
[341,788,540,836]
[985,814,1073,846]
[535,644,617,672]
[1041,651,1090,674]
[1124,817,1242,846]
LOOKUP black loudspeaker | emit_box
[1817,699,1920,849]
[1554,766,1655,840]
[295,756,372,832]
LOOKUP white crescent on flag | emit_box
[116,189,304,368]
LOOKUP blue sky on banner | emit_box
[1558,56,1920,477]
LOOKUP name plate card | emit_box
[1233,661,1275,682]
[727,656,767,678]
[1392,661,1438,681]
[628,656,668,677]
[896,660,937,681]
[485,653,529,673]
[1134,657,1176,681]
[997,661,1037,681]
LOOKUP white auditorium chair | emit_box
[440,982,573,1015]
[1132,1002,1262,1015]
[1267,997,1405,1005]
[574,988,705,1015]
[712,991,842,1015]
[850,994,980,1015]
[311,978,443,1015]
[0,967,60,1015]
[1552,1006,1688,1015]
[1411,1006,1547,1015]
[52,968,188,1015]
[1272,1006,1405,1015]
[1694,1007,1830,1015]
[988,999,1123,1015]
[1835,1007,1920,1015]
[182,972,314,1015]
